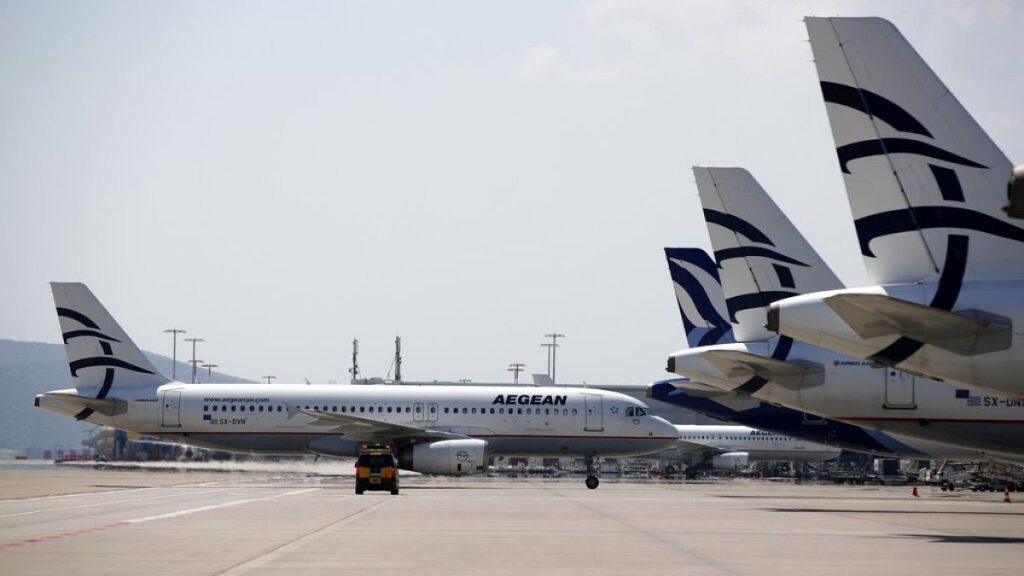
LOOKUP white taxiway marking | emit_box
[125,488,320,524]
[0,487,156,504]
[0,489,235,519]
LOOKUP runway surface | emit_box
[1,463,1021,575]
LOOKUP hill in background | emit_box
[0,339,253,458]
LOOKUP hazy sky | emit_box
[3,1,1022,386]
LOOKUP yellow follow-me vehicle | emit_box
[355,445,399,495]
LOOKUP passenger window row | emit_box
[681,435,782,441]
[204,405,282,413]
[200,404,581,417]
[442,407,576,416]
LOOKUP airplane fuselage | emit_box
[668,339,1024,463]
[648,380,989,460]
[37,383,679,460]
[661,425,840,466]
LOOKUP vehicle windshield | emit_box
[357,453,394,468]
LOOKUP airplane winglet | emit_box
[531,374,555,387]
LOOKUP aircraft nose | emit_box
[652,416,679,442]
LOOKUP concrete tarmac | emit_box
[1,463,1022,575]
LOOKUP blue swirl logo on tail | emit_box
[664,248,733,347]
[702,211,804,323]
[820,81,1018,365]
[820,81,1024,256]
[57,307,153,420]
[701,209,804,394]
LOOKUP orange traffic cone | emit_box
[1004,486,1012,503]
[912,485,919,497]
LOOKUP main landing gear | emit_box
[585,456,600,490]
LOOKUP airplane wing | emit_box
[291,407,468,443]
[45,392,127,416]
[824,294,1012,356]
[674,439,717,453]
[699,350,823,389]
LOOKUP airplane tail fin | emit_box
[51,283,171,398]
[664,247,734,348]
[806,17,1022,284]
[693,167,843,341]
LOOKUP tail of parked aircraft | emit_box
[664,248,734,348]
[805,17,1023,285]
[693,167,842,341]
[50,283,170,419]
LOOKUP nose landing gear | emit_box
[584,456,600,489]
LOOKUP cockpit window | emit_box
[625,407,635,417]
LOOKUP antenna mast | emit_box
[394,335,402,382]
[349,338,360,383]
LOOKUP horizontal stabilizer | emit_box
[45,392,127,416]
[824,294,1012,356]
[670,379,732,399]
[701,350,823,388]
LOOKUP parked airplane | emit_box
[36,283,679,489]
[767,17,1024,399]
[658,247,990,461]
[667,167,1024,463]
[659,424,839,476]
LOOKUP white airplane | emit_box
[767,17,1024,399]
[658,424,839,476]
[659,247,989,461]
[667,167,1024,463]
[36,283,679,489]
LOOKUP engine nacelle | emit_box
[711,452,749,470]
[305,437,357,458]
[1004,165,1024,219]
[397,439,487,475]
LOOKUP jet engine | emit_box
[305,437,357,457]
[397,439,487,475]
[711,452,749,470]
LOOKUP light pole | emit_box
[263,375,276,384]
[184,337,204,384]
[188,359,204,383]
[507,363,525,385]
[201,363,218,383]
[540,342,555,378]
[544,333,565,384]
[163,328,186,381]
